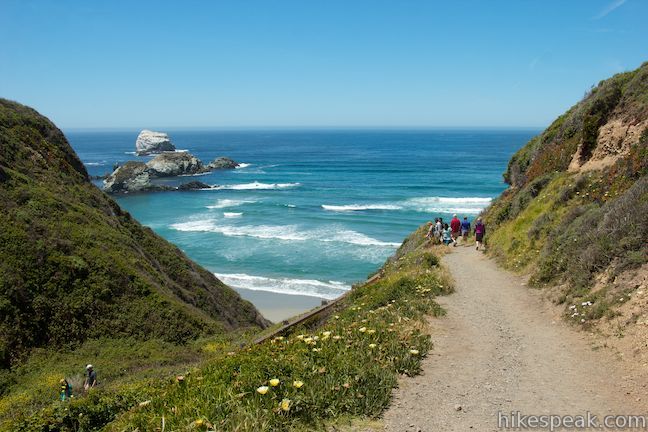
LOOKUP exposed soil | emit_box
[381,246,647,431]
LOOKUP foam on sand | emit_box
[214,272,350,299]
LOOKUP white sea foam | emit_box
[170,219,399,248]
[223,212,243,218]
[214,273,349,299]
[206,199,256,209]
[322,204,402,212]
[236,163,252,169]
[404,196,492,214]
[84,161,106,166]
[214,182,301,190]
[286,204,297,208]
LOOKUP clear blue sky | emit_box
[1,0,646,128]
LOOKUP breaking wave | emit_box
[214,273,350,299]
[214,182,301,190]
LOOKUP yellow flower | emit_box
[195,419,204,427]
[332,335,342,340]
[409,349,420,355]
[322,331,331,337]
[269,379,280,387]
[257,386,269,395]
[280,398,291,412]
[334,315,340,319]
[369,343,377,349]
[296,334,305,340]
[359,327,367,333]
[293,380,304,388]
[367,329,376,334]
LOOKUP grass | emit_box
[3,226,453,431]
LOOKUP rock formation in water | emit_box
[135,129,176,155]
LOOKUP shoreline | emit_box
[234,287,327,323]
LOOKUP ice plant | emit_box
[269,379,280,387]
[280,398,291,412]
[256,386,269,395]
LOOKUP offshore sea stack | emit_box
[135,129,176,155]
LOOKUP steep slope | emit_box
[482,62,647,326]
[0,99,267,368]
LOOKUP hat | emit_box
[86,364,93,370]
[453,214,457,217]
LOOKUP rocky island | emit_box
[103,151,240,193]
[135,129,176,155]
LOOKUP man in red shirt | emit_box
[450,214,461,246]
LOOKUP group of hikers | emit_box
[58,364,98,401]
[425,214,486,250]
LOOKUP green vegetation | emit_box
[483,62,648,327]
[4,226,451,431]
[0,99,267,371]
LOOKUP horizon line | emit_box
[62,125,546,132]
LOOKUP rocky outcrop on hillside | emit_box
[481,62,647,333]
[135,130,176,155]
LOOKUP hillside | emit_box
[0,99,268,369]
[482,62,648,327]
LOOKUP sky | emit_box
[1,0,647,129]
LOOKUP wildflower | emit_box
[269,378,280,387]
[257,386,269,395]
[293,380,304,388]
[367,329,376,334]
[333,335,342,340]
[409,349,420,355]
[195,419,204,427]
[369,343,377,349]
[322,331,332,337]
[280,398,291,412]
[296,334,305,340]
[334,315,340,319]
[359,327,367,333]
[312,348,321,352]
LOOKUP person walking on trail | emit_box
[59,378,72,401]
[461,216,471,244]
[442,223,456,246]
[474,217,486,250]
[450,214,461,247]
[84,364,97,391]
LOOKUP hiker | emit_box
[435,218,443,243]
[425,220,435,240]
[84,364,97,390]
[450,214,461,247]
[59,378,72,401]
[474,217,486,250]
[461,216,471,243]
[442,223,456,246]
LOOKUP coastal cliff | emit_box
[482,62,647,327]
[0,99,268,369]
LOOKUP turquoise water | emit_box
[68,129,536,299]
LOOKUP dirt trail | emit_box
[382,246,646,432]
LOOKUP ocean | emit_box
[67,129,537,301]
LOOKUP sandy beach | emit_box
[235,287,326,323]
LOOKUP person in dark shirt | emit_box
[461,217,471,243]
[84,364,97,390]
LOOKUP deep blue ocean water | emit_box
[67,129,537,300]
